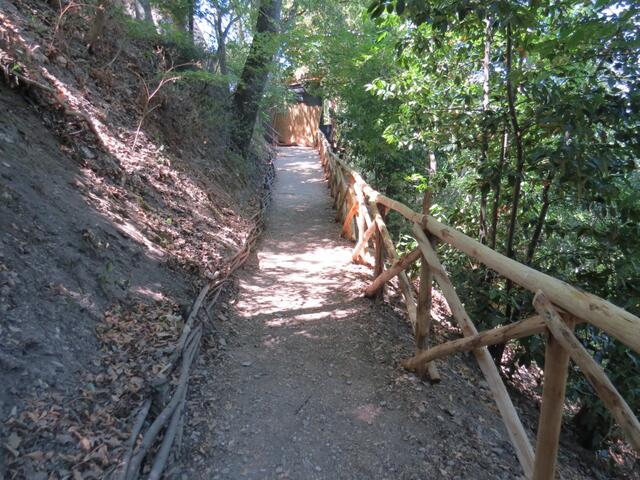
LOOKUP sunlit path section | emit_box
[235,147,359,324]
[180,146,525,480]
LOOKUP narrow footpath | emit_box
[178,147,525,480]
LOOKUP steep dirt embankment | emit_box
[0,1,268,477]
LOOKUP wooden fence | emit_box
[316,131,640,479]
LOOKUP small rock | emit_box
[80,146,96,159]
[55,55,68,68]
[241,361,252,367]
[32,52,47,64]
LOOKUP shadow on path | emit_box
[179,147,524,480]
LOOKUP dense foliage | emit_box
[283,0,640,450]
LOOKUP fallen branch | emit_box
[119,155,276,479]
[147,350,193,480]
[124,328,201,480]
[117,399,151,479]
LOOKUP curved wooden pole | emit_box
[341,200,358,238]
[403,315,546,369]
[352,220,376,263]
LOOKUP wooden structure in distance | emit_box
[272,83,322,147]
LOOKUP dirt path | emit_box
[179,147,526,479]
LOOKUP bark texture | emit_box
[231,0,282,156]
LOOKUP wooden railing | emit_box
[316,131,640,479]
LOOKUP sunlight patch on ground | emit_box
[353,404,383,425]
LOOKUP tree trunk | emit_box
[483,127,507,333]
[231,0,282,156]
[86,0,109,54]
[494,23,525,365]
[215,15,228,75]
[504,23,525,265]
[489,129,508,251]
[479,16,493,244]
[188,0,195,41]
[139,0,153,23]
[525,171,555,265]
[416,153,436,343]
[134,0,142,20]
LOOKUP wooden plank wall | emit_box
[273,104,322,147]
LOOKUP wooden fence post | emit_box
[412,225,535,477]
[372,204,385,300]
[533,315,575,480]
[534,291,640,453]
[415,152,439,381]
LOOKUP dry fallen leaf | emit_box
[79,437,92,451]
[25,450,45,462]
[7,432,22,451]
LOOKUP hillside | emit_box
[0,1,271,477]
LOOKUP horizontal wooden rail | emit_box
[319,136,640,355]
[403,314,545,369]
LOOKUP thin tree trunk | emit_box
[504,23,524,265]
[231,0,282,156]
[479,16,493,244]
[489,129,508,251]
[86,0,109,53]
[495,23,525,365]
[416,152,437,350]
[215,15,228,76]
[134,0,142,20]
[525,171,555,265]
[188,0,195,41]
[139,0,153,23]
